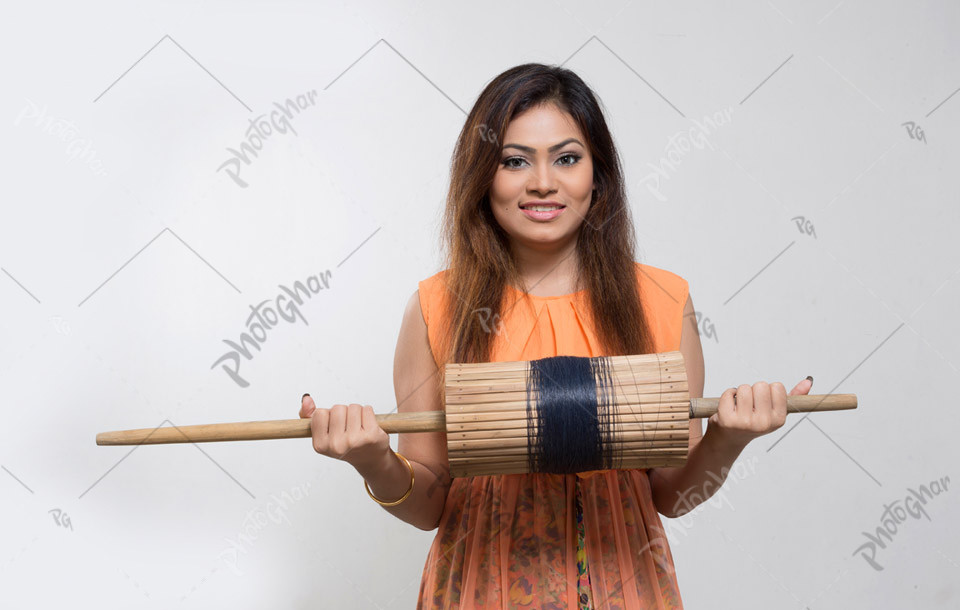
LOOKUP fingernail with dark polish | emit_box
[302,393,311,399]
[805,376,813,384]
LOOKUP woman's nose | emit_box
[528,162,557,195]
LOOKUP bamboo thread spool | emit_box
[96,351,858,478]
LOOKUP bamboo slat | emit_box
[442,352,694,476]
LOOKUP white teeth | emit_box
[526,205,562,211]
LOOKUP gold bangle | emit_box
[364,451,415,507]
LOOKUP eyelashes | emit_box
[501,153,582,169]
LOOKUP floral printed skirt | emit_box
[417,471,684,608]
[575,476,594,609]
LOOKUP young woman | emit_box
[299,64,813,609]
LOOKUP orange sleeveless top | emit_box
[415,262,688,609]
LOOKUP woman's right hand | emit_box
[299,394,392,473]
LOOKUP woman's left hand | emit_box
[706,377,813,449]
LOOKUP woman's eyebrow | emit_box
[502,138,584,154]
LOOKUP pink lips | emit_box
[519,200,565,221]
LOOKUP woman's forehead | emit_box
[504,104,584,146]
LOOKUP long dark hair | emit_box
[435,63,655,367]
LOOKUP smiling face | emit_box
[489,102,595,256]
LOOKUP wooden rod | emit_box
[95,411,445,446]
[689,394,858,418]
[97,394,857,446]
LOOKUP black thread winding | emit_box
[525,355,619,474]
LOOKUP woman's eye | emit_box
[557,153,581,166]
[502,157,527,169]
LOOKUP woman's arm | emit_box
[355,289,451,531]
[648,293,811,518]
[647,292,722,518]
[300,289,450,531]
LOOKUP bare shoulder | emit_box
[679,289,705,442]
[402,288,427,330]
[394,289,440,414]
[393,288,447,466]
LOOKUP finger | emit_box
[360,404,378,432]
[736,384,754,414]
[753,382,772,414]
[311,408,330,453]
[752,381,772,430]
[790,376,813,395]
[329,404,347,435]
[771,382,787,426]
[717,387,737,424]
[300,393,316,418]
[345,403,363,436]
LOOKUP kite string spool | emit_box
[525,354,620,474]
[446,351,692,477]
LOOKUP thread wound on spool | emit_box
[525,355,618,474]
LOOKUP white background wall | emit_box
[1,1,957,608]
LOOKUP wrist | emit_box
[703,420,752,455]
[351,446,397,480]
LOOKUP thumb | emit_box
[790,376,813,396]
[299,393,316,418]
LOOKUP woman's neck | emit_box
[510,237,581,296]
